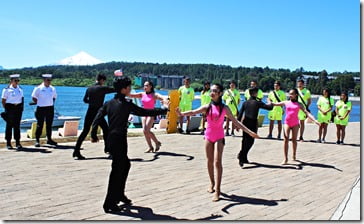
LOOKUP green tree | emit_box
[354,84,360,96]
[328,75,355,95]
[258,76,275,92]
[318,70,328,88]
[190,82,203,92]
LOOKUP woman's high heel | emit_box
[155,142,162,152]
[144,147,154,153]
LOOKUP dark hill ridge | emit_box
[0,62,359,96]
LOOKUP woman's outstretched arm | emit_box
[176,105,208,117]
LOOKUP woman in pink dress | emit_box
[130,81,167,152]
[176,83,258,202]
[273,89,319,164]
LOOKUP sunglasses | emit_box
[14,79,20,82]
[45,79,52,81]
[210,88,220,93]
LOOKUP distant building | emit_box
[301,75,337,80]
[134,73,158,87]
[353,77,361,83]
[301,75,360,83]
[134,73,184,89]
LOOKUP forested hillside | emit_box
[0,62,360,96]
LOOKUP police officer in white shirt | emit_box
[31,74,58,147]
[1,74,24,149]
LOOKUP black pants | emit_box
[5,104,23,143]
[104,134,130,206]
[238,118,258,163]
[35,106,54,141]
[75,107,108,151]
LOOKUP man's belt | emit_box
[6,103,22,106]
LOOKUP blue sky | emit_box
[0,0,360,73]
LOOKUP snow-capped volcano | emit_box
[57,51,103,66]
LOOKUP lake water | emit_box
[0,84,360,132]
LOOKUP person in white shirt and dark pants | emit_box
[1,74,24,149]
[31,74,58,147]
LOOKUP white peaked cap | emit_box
[42,74,53,78]
[9,74,20,78]
[114,69,123,76]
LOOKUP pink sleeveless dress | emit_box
[205,104,226,143]
[141,92,155,109]
[285,101,301,128]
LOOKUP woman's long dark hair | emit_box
[206,83,224,118]
[341,92,349,103]
[145,81,155,94]
[322,88,331,107]
[202,81,210,94]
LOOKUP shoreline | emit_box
[0,121,360,148]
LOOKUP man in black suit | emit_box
[91,75,169,213]
[237,87,273,168]
[73,74,115,160]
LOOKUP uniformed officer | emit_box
[1,74,24,149]
[31,74,58,147]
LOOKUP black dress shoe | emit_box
[6,144,13,150]
[119,195,132,204]
[239,160,245,168]
[104,147,110,153]
[103,204,121,213]
[47,140,58,146]
[35,141,40,147]
[72,151,86,160]
[16,144,23,150]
